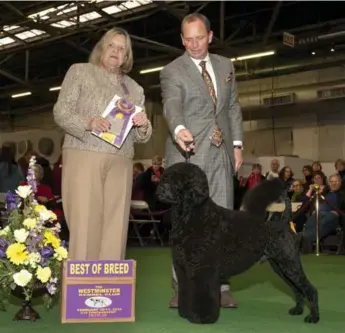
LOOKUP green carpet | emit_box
[1,248,344,333]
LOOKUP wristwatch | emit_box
[233,145,243,150]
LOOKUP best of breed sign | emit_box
[61,260,136,323]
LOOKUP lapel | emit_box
[209,54,224,114]
[182,52,212,103]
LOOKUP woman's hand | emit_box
[37,196,49,203]
[88,116,111,132]
[132,112,148,129]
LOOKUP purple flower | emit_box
[39,246,54,258]
[40,258,49,267]
[0,238,8,258]
[5,192,16,211]
[26,160,37,194]
[47,283,57,295]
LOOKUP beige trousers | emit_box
[62,148,133,260]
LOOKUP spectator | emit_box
[243,163,265,191]
[265,159,280,180]
[291,180,304,202]
[279,166,294,195]
[0,145,24,193]
[334,158,345,188]
[302,165,313,192]
[131,162,145,200]
[301,174,345,253]
[312,161,322,172]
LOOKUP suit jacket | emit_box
[160,52,243,169]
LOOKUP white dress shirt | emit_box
[174,53,242,147]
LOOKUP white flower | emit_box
[14,229,29,243]
[29,156,36,167]
[13,269,33,287]
[0,226,10,236]
[16,185,32,199]
[39,209,56,222]
[27,252,41,269]
[51,223,61,233]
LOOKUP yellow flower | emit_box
[34,205,46,213]
[54,247,68,261]
[36,266,52,283]
[44,230,60,249]
[0,226,10,236]
[23,218,37,230]
[6,243,28,265]
[13,269,33,287]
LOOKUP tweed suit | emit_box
[160,52,243,209]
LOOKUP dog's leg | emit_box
[268,258,305,315]
[174,260,189,319]
[268,255,319,323]
[185,266,220,324]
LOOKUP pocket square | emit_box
[226,72,233,83]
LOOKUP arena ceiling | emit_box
[1,0,345,116]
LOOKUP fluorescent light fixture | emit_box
[140,50,275,74]
[232,50,275,62]
[12,92,32,98]
[0,37,15,46]
[140,66,164,74]
[49,86,61,91]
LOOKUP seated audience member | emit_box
[335,158,345,188]
[312,161,327,185]
[131,162,145,200]
[279,166,294,196]
[265,159,280,180]
[301,174,345,252]
[299,170,327,202]
[52,154,62,196]
[0,145,24,193]
[23,165,63,219]
[243,163,265,191]
[291,180,307,232]
[141,155,165,210]
[17,150,34,177]
[302,165,313,191]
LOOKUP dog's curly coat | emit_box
[156,162,319,324]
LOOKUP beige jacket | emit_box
[53,63,152,159]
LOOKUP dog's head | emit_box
[157,162,209,206]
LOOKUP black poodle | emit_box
[156,162,319,325]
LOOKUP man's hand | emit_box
[176,129,195,151]
[234,148,243,172]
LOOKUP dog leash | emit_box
[184,141,194,163]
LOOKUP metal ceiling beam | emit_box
[262,1,282,45]
[0,68,31,87]
[130,35,182,55]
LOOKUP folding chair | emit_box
[129,200,166,247]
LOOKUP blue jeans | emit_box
[303,211,339,243]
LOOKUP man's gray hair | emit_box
[329,173,341,182]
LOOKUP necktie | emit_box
[199,60,217,109]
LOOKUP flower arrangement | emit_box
[0,156,68,310]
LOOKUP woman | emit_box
[278,166,294,197]
[243,163,265,191]
[302,165,313,192]
[0,145,24,193]
[141,155,165,210]
[53,27,152,260]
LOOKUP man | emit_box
[301,173,345,253]
[265,159,280,180]
[160,13,243,308]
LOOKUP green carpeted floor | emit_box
[1,248,344,333]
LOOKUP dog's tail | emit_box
[241,178,285,218]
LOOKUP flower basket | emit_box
[0,156,68,321]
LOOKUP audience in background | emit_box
[301,174,345,253]
[302,165,313,191]
[0,145,24,193]
[265,159,280,180]
[52,153,62,196]
[278,166,294,196]
[132,162,145,200]
[291,180,304,202]
[242,163,265,191]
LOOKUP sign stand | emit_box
[60,260,136,323]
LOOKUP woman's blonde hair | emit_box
[33,164,44,181]
[89,27,133,74]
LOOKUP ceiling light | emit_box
[0,37,15,46]
[11,92,32,98]
[232,50,275,62]
[331,48,335,52]
[49,86,61,91]
[140,66,164,74]
[312,51,316,55]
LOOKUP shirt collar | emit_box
[190,53,211,67]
